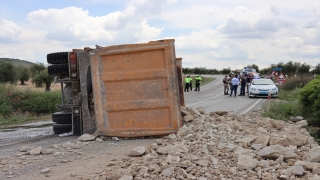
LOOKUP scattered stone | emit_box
[183,115,194,122]
[213,111,228,116]
[292,164,304,176]
[29,147,42,156]
[96,138,103,143]
[119,175,133,180]
[41,168,50,174]
[290,116,304,122]
[258,145,296,159]
[1,160,8,165]
[269,135,308,147]
[196,107,205,114]
[161,166,174,177]
[20,146,35,152]
[296,120,308,128]
[305,146,320,162]
[252,136,270,148]
[251,144,263,150]
[168,134,176,139]
[128,146,145,156]
[41,149,54,155]
[73,144,81,149]
[312,166,320,175]
[269,119,285,129]
[112,137,119,141]
[177,125,192,137]
[237,155,257,170]
[77,134,96,141]
[195,158,210,167]
[188,107,202,116]
[51,144,61,149]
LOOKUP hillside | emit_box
[0,58,35,68]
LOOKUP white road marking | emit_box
[187,92,224,107]
[240,98,262,114]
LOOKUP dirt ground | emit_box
[0,133,156,180]
[14,80,61,91]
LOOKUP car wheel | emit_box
[52,112,72,124]
[48,64,69,75]
[47,52,69,64]
[53,124,72,134]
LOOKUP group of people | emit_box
[184,75,202,92]
[223,72,253,97]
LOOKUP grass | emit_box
[0,114,51,127]
[0,83,61,127]
[262,89,302,121]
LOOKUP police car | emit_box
[248,78,278,98]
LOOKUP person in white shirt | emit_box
[230,76,240,97]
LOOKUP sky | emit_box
[0,0,319,70]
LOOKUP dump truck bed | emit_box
[90,39,182,137]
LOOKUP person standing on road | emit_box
[239,75,246,96]
[230,76,240,97]
[189,75,193,91]
[223,75,229,95]
[194,75,202,91]
[229,74,233,92]
[184,75,191,92]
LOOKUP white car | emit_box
[248,79,278,98]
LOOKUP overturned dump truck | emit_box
[47,39,184,137]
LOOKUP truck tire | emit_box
[52,112,72,124]
[48,64,69,75]
[53,124,72,134]
[47,52,69,64]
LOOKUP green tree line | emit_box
[183,62,320,76]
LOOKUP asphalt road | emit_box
[184,74,266,114]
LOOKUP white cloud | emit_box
[217,7,295,39]
[26,5,163,45]
[0,18,22,42]
[270,5,280,16]
[0,47,35,62]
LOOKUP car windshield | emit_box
[252,79,274,85]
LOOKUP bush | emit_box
[19,90,61,114]
[281,74,313,91]
[0,84,61,117]
[299,76,320,125]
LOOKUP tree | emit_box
[30,62,46,77]
[0,61,18,84]
[182,68,192,75]
[297,63,310,74]
[245,64,259,72]
[283,61,301,77]
[259,67,272,75]
[32,69,54,91]
[220,67,231,75]
[310,63,320,75]
[16,65,30,85]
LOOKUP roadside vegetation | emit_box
[0,84,61,127]
[262,75,320,141]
